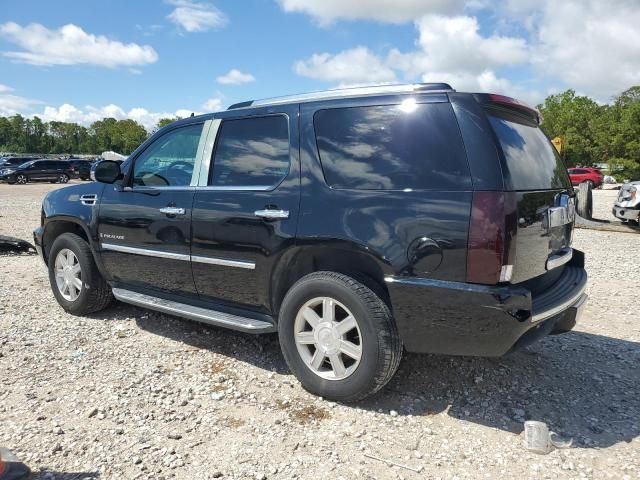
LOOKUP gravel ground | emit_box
[1,182,638,480]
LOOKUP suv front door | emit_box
[98,121,207,296]
[191,106,300,312]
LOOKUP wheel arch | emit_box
[42,217,95,265]
[269,240,392,318]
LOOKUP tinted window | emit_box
[488,113,571,191]
[210,116,290,187]
[314,103,471,191]
[133,124,203,187]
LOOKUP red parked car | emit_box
[567,167,603,188]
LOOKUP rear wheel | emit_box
[58,173,70,183]
[278,272,402,402]
[48,233,113,315]
[15,174,27,185]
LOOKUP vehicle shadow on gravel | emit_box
[90,302,289,374]
[364,331,639,450]
[91,304,638,450]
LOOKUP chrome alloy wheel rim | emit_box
[16,175,27,184]
[54,248,82,301]
[294,297,363,381]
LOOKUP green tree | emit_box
[154,117,177,133]
[538,90,603,167]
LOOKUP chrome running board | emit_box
[112,288,276,333]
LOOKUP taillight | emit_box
[466,192,517,284]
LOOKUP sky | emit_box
[0,0,639,130]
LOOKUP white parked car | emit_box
[613,181,640,224]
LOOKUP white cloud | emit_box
[201,96,224,111]
[0,84,14,93]
[524,0,640,101]
[166,0,227,32]
[0,93,43,117]
[277,0,465,24]
[294,46,397,86]
[38,104,199,130]
[216,69,256,85]
[0,22,158,68]
[293,16,530,99]
[288,1,640,102]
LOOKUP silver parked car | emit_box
[613,181,640,224]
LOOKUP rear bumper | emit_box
[386,250,587,356]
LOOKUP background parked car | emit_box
[612,181,640,224]
[568,167,603,188]
[0,159,74,184]
[0,156,39,168]
[67,158,93,180]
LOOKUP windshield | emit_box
[488,112,571,191]
[19,160,36,168]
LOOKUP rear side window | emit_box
[488,112,571,191]
[313,103,470,191]
[210,115,290,188]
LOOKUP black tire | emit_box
[576,181,593,219]
[278,272,402,402]
[15,174,27,185]
[48,233,113,315]
[58,173,70,183]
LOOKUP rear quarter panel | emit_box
[298,96,472,281]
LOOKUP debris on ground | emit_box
[0,235,35,254]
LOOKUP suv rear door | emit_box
[190,104,300,312]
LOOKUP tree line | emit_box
[0,115,176,156]
[538,86,640,179]
[0,87,639,179]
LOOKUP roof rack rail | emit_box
[226,83,454,110]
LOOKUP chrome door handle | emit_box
[254,209,289,220]
[159,207,186,215]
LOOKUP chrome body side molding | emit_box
[101,243,190,261]
[101,243,255,269]
[112,288,275,333]
[191,255,255,269]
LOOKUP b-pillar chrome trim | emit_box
[195,119,221,187]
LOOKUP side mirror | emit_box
[94,160,122,184]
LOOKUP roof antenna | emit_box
[190,112,194,117]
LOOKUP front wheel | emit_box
[48,233,113,315]
[15,174,27,185]
[278,272,402,402]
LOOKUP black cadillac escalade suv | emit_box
[34,84,588,401]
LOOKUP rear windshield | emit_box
[488,111,571,191]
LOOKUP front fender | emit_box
[40,182,106,265]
